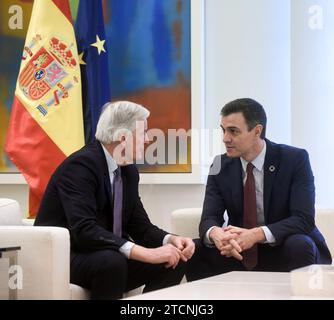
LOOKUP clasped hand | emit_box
[209,226,263,261]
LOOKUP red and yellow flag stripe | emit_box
[5,0,84,217]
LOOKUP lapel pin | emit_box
[269,165,275,172]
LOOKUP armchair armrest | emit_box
[0,226,71,299]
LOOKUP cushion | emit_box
[70,284,90,300]
[0,198,22,226]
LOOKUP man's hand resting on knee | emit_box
[209,226,243,261]
[129,235,195,269]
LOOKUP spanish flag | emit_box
[5,0,84,217]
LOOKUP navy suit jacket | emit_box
[35,141,168,253]
[200,139,331,263]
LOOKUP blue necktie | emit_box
[113,167,123,237]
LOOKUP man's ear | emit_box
[117,128,132,144]
[255,124,263,137]
[119,134,126,145]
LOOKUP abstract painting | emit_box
[0,0,191,173]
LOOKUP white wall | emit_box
[291,0,334,208]
[206,0,334,208]
[205,0,291,145]
[139,184,205,230]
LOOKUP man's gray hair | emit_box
[95,101,150,143]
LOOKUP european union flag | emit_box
[75,0,110,143]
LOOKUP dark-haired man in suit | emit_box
[186,98,332,281]
[35,101,195,299]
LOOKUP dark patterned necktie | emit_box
[243,162,258,270]
[113,167,123,237]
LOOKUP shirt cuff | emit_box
[163,234,172,245]
[261,226,276,244]
[119,241,135,258]
[204,226,216,247]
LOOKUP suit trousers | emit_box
[186,234,321,282]
[70,249,186,299]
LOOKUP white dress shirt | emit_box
[101,143,171,258]
[205,141,276,245]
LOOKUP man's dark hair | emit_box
[220,98,267,139]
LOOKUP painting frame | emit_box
[0,0,205,185]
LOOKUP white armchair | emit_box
[0,198,89,299]
[171,207,334,261]
[0,198,143,299]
